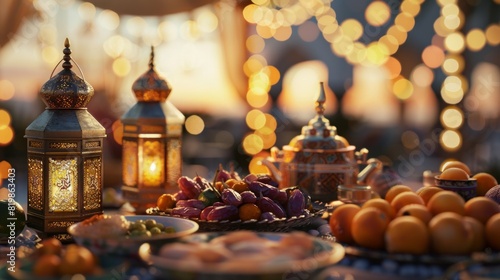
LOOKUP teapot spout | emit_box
[357,158,383,185]
[260,158,282,184]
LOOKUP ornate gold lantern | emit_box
[121,47,185,213]
[25,39,106,239]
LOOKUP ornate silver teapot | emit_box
[261,83,381,202]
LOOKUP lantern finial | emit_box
[149,45,155,69]
[62,38,72,70]
[131,47,172,102]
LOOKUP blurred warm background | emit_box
[1,0,499,194]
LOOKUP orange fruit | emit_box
[157,194,176,211]
[33,254,62,277]
[439,167,469,180]
[39,238,63,255]
[231,181,250,193]
[463,216,486,252]
[385,185,413,204]
[385,216,430,254]
[427,191,465,216]
[397,204,433,225]
[486,213,500,250]
[362,198,396,220]
[473,172,498,196]
[428,212,473,255]
[390,192,425,213]
[329,204,361,244]
[417,186,444,205]
[238,203,261,221]
[441,160,471,175]
[351,207,390,250]
[464,196,500,224]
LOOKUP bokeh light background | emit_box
[0,0,499,194]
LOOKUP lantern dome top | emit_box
[40,38,94,109]
[132,46,172,102]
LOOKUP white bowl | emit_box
[68,215,199,256]
[139,232,345,280]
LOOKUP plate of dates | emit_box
[146,172,326,232]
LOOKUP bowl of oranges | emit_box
[434,161,478,201]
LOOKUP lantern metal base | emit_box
[27,211,102,242]
[121,186,166,214]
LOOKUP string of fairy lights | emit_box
[242,0,500,173]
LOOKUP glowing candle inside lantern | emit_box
[142,153,163,187]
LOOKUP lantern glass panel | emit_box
[166,138,181,189]
[140,139,165,187]
[123,139,138,187]
[48,158,78,212]
[83,157,102,211]
[28,157,44,211]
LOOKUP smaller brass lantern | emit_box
[121,47,185,213]
[25,39,106,239]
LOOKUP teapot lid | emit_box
[289,82,344,150]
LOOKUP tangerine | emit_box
[463,216,486,252]
[351,207,390,250]
[231,181,250,193]
[329,204,361,244]
[439,167,469,180]
[390,191,425,213]
[441,160,471,175]
[33,254,62,277]
[362,198,396,220]
[238,203,262,221]
[397,204,433,225]
[428,212,473,255]
[417,186,444,205]
[427,190,465,216]
[473,172,498,196]
[385,216,430,254]
[157,194,176,211]
[464,196,500,224]
[485,213,500,251]
[385,185,413,204]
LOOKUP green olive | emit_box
[144,219,157,229]
[149,227,162,235]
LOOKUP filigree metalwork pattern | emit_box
[48,158,78,212]
[83,157,101,210]
[28,158,44,210]
[49,142,78,149]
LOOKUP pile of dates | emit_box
[156,169,312,222]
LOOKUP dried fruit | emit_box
[286,189,305,217]
[221,188,243,206]
[176,199,206,210]
[207,205,239,221]
[171,207,201,219]
[256,197,286,218]
[178,177,202,199]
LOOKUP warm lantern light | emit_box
[121,46,185,213]
[25,39,106,239]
